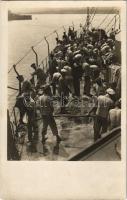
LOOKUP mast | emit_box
[86,7,90,31]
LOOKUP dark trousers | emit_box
[59,92,69,113]
[15,97,26,124]
[52,82,56,95]
[41,115,58,138]
[84,76,91,96]
[94,115,108,141]
[73,78,80,97]
[27,111,36,142]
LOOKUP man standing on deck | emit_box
[82,62,91,96]
[31,67,47,90]
[39,84,61,144]
[58,69,71,114]
[51,71,61,95]
[15,79,34,125]
[72,54,83,97]
[23,92,36,144]
[88,88,115,141]
[108,99,121,130]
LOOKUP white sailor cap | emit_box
[61,69,68,74]
[106,88,115,95]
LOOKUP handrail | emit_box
[68,126,121,161]
[97,8,115,29]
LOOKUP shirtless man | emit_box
[108,99,121,130]
[39,84,61,143]
[88,88,115,141]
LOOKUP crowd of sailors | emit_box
[13,25,121,146]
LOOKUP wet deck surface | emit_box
[18,117,94,161]
[16,92,97,161]
[14,84,117,161]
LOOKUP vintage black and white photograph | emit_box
[7,2,121,161]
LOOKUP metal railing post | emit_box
[63,26,66,32]
[31,46,39,67]
[42,61,45,71]
[114,15,116,31]
[44,37,50,75]
[45,57,48,70]
[13,107,18,131]
[54,30,59,39]
[72,21,74,30]
[13,64,22,96]
[44,36,50,57]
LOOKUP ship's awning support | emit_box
[31,46,39,68]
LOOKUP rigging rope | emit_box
[90,8,97,24]
[8,48,32,74]
[89,7,95,22]
[8,19,85,75]
[89,7,93,19]
[105,14,117,31]
[97,8,114,29]
[107,15,119,34]
[33,37,45,48]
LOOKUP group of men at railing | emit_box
[13,24,121,145]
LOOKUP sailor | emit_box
[32,67,47,89]
[15,95,26,125]
[72,54,83,97]
[68,26,75,41]
[63,32,68,44]
[63,66,74,96]
[88,88,115,141]
[58,69,70,114]
[30,63,37,71]
[66,49,73,67]
[23,92,36,144]
[82,62,91,96]
[55,37,62,45]
[90,65,100,82]
[15,79,33,124]
[93,48,103,68]
[39,84,61,143]
[49,52,58,79]
[109,28,116,41]
[93,77,106,96]
[21,79,33,93]
[51,72,61,95]
[108,99,121,130]
[63,65,72,75]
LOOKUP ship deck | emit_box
[15,90,120,161]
